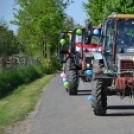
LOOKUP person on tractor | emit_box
[106,26,131,53]
[117,26,131,46]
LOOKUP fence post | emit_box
[10,57,13,70]
[1,57,6,71]
[14,58,17,69]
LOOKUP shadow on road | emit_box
[107,105,134,110]
[77,90,91,96]
[105,105,134,116]
[106,113,134,116]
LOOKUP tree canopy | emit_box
[11,0,75,59]
[82,0,134,26]
[0,17,19,57]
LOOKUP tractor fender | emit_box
[94,74,113,86]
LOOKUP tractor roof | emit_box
[108,14,134,18]
[75,26,100,30]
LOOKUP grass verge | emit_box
[0,73,54,133]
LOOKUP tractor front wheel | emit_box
[68,70,79,95]
[92,80,107,116]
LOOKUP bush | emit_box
[0,58,62,98]
[38,58,62,74]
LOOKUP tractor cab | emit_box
[81,25,102,71]
[103,14,134,95]
[58,25,102,69]
[101,14,134,73]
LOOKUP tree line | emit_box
[82,0,134,25]
[3,0,133,60]
[0,0,75,61]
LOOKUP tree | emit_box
[82,0,134,26]
[82,0,106,26]
[103,0,134,18]
[11,0,74,60]
[0,17,19,58]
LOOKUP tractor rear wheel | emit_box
[68,70,79,95]
[92,80,107,116]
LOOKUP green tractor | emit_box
[59,23,102,95]
[90,13,134,115]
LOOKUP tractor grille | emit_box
[120,60,134,77]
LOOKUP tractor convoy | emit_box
[59,13,134,116]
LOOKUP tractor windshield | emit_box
[106,19,134,53]
[116,20,134,52]
[83,32,101,45]
[90,35,101,44]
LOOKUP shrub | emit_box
[0,65,42,98]
[0,58,62,98]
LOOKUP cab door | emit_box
[59,32,73,63]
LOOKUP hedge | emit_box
[0,61,62,98]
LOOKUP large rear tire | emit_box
[92,80,107,116]
[68,70,79,95]
[91,60,98,108]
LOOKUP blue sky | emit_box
[65,0,88,25]
[0,0,88,35]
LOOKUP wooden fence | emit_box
[0,57,41,71]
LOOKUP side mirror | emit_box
[84,32,91,44]
[86,21,92,32]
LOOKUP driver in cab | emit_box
[117,27,130,46]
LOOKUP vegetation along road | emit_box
[28,72,134,134]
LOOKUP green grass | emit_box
[0,73,54,133]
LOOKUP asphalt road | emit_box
[29,72,134,134]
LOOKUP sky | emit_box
[0,0,88,35]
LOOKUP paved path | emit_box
[29,72,134,134]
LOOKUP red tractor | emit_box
[90,13,134,115]
[59,23,102,95]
